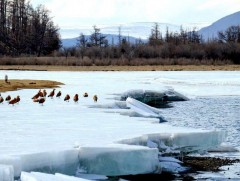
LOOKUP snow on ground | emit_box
[0,71,239,180]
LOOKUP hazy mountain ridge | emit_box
[198,11,240,40]
[60,22,181,39]
[61,34,147,47]
[61,12,240,47]
[61,22,182,47]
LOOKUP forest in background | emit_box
[60,24,240,65]
[0,0,239,65]
[0,0,60,56]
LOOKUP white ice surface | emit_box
[21,172,91,181]
[0,71,239,178]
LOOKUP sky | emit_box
[30,0,240,29]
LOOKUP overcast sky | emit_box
[31,0,240,29]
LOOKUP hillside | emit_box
[61,12,240,47]
[61,22,181,47]
[61,34,147,47]
[198,11,240,40]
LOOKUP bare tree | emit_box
[0,0,60,56]
[218,25,240,43]
[77,33,88,58]
[89,25,108,47]
[149,23,163,46]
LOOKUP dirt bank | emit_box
[0,79,64,92]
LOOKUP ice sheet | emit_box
[0,70,238,178]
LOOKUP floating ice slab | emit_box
[126,97,166,121]
[120,89,189,103]
[78,145,160,176]
[119,130,227,153]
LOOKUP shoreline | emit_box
[1,65,240,71]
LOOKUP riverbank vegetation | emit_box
[0,1,239,66]
[60,24,240,65]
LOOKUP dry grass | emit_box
[0,57,240,71]
[0,79,64,92]
[0,64,240,71]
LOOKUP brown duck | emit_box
[48,89,56,98]
[93,95,98,102]
[73,94,79,103]
[64,94,70,102]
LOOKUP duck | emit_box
[0,94,4,103]
[56,91,61,98]
[83,92,88,97]
[43,89,47,97]
[73,94,79,103]
[16,96,20,103]
[5,95,11,101]
[38,97,45,105]
[93,95,98,102]
[32,90,40,99]
[38,89,44,97]
[9,98,17,105]
[64,94,70,102]
[33,98,39,102]
[48,89,56,98]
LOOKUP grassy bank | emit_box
[1,64,240,71]
[0,79,64,92]
[0,56,240,71]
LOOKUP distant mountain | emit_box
[61,11,240,47]
[61,22,182,47]
[60,22,182,39]
[198,11,240,41]
[61,34,147,47]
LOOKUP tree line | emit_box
[0,1,239,66]
[60,23,240,65]
[0,0,60,56]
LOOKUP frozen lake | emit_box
[0,70,240,179]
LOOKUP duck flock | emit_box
[0,89,98,106]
